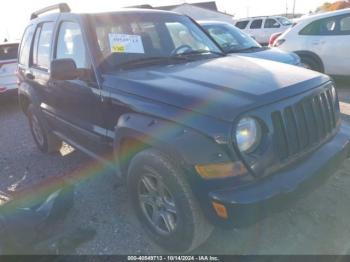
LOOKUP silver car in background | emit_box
[0,42,19,100]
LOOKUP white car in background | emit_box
[274,8,350,76]
[235,16,293,45]
[0,42,19,100]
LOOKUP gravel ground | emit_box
[1,81,350,255]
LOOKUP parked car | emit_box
[18,3,350,253]
[199,21,301,66]
[235,16,293,45]
[274,8,350,76]
[0,42,19,100]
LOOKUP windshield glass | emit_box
[89,12,223,70]
[277,17,292,26]
[202,23,261,53]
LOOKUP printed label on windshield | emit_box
[108,33,145,54]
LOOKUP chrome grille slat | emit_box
[272,86,337,161]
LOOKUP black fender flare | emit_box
[113,113,232,176]
[18,82,41,114]
[294,50,325,73]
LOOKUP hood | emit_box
[103,56,329,122]
[235,47,300,65]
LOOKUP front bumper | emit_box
[208,123,350,227]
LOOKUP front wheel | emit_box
[300,55,323,72]
[27,104,62,154]
[127,148,213,253]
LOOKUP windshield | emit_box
[277,17,292,26]
[202,23,261,53]
[89,12,223,70]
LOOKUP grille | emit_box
[272,86,337,161]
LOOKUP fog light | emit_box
[195,162,247,179]
[212,202,228,219]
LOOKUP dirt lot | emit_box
[1,82,350,254]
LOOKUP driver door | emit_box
[49,19,107,152]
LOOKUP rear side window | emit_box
[250,19,263,29]
[235,20,249,29]
[56,22,87,68]
[0,44,19,61]
[19,25,34,66]
[300,15,350,36]
[340,15,350,34]
[264,19,280,28]
[32,22,54,70]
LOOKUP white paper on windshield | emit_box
[108,33,145,53]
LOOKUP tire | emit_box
[300,55,323,73]
[27,104,62,154]
[127,148,214,253]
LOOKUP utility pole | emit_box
[286,0,288,17]
[292,0,296,18]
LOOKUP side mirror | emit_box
[50,59,78,80]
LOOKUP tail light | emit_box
[269,33,282,47]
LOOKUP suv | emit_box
[274,9,350,76]
[18,4,350,252]
[235,16,292,45]
[0,42,19,100]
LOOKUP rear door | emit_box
[327,14,350,75]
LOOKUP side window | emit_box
[235,20,249,29]
[32,22,54,70]
[339,15,350,34]
[264,19,280,28]
[56,22,87,68]
[19,25,34,66]
[250,19,263,29]
[300,17,337,35]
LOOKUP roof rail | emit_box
[30,3,71,20]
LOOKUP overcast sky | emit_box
[0,0,329,41]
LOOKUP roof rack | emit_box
[30,3,71,20]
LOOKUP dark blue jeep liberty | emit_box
[17,3,350,252]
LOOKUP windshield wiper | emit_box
[173,49,225,57]
[227,46,261,53]
[116,56,188,69]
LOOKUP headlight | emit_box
[235,117,261,153]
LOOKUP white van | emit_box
[235,16,293,45]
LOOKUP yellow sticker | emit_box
[112,44,125,53]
